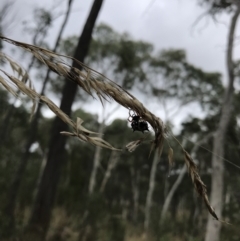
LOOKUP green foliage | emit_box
[149,49,224,111]
[198,0,236,14]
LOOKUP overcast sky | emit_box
[2,0,240,128]
[8,0,240,74]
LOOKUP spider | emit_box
[128,110,149,133]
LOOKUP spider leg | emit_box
[128,116,133,122]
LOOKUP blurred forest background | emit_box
[1,0,240,241]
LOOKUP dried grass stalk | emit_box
[0,52,35,118]
[0,36,166,154]
[0,75,18,97]
[0,36,217,219]
[126,139,144,152]
[0,69,118,151]
[184,150,218,220]
[0,52,32,85]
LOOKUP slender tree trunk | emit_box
[160,165,187,222]
[89,105,119,194]
[32,148,47,200]
[88,121,105,194]
[3,1,74,234]
[144,151,160,231]
[24,1,104,240]
[130,168,140,223]
[99,150,120,193]
[121,199,130,220]
[205,5,240,241]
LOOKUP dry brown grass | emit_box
[0,36,165,152]
[0,36,218,220]
[184,151,218,220]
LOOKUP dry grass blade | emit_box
[184,150,218,220]
[126,139,143,152]
[40,96,74,127]
[0,52,35,118]
[0,36,219,220]
[0,68,118,151]
[0,36,166,154]
[75,117,99,135]
[0,75,18,97]
[0,69,37,119]
[60,131,120,151]
[0,52,31,84]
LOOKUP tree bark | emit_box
[3,1,74,234]
[160,165,187,222]
[205,5,240,241]
[24,0,104,240]
[144,151,160,231]
[89,105,119,194]
[99,150,120,193]
[88,121,105,194]
[130,167,140,223]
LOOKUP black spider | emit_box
[128,111,149,133]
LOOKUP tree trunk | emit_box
[2,1,74,235]
[99,150,120,193]
[24,0,104,240]
[88,121,105,194]
[205,5,240,241]
[130,167,140,223]
[144,151,160,231]
[160,165,187,222]
[121,199,130,221]
[89,105,119,194]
